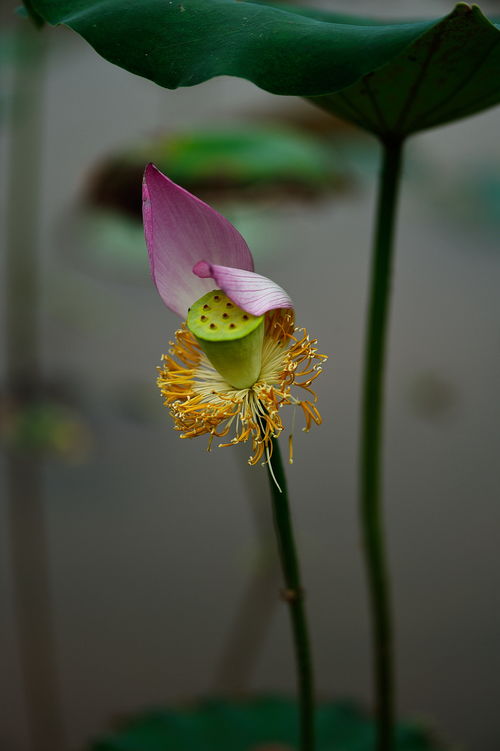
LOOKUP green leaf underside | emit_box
[88,697,442,751]
[21,0,45,27]
[310,4,500,136]
[29,0,500,136]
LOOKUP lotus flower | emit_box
[143,164,326,464]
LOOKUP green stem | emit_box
[266,438,315,751]
[361,137,404,751]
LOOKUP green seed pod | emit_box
[187,289,264,389]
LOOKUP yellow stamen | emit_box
[157,309,327,465]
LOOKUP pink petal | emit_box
[143,164,254,317]
[193,261,293,316]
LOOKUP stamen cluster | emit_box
[157,309,327,464]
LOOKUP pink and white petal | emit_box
[143,164,254,317]
[193,261,293,316]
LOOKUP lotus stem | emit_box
[361,137,404,751]
[266,438,315,751]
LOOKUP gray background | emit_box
[1,1,499,749]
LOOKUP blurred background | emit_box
[1,0,499,749]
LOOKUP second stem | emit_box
[266,438,315,751]
[361,137,404,751]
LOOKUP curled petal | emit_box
[143,164,254,317]
[193,261,293,316]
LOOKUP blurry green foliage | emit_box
[0,399,91,461]
[89,697,442,751]
[87,127,343,220]
[134,128,338,191]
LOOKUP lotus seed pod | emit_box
[187,289,264,389]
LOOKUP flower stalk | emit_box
[266,438,315,751]
[361,137,404,751]
[143,166,323,748]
